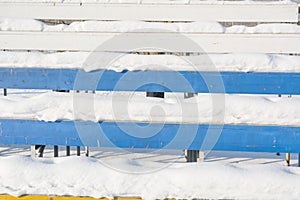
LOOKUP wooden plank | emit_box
[0,31,299,53]
[0,3,297,22]
[0,68,300,95]
[0,119,300,153]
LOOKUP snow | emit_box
[0,20,299,73]
[0,151,300,200]
[0,18,45,31]
[0,51,299,72]
[0,19,299,73]
[226,23,300,34]
[1,19,300,33]
[0,91,299,126]
[0,2,298,199]
[63,21,226,33]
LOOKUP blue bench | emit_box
[0,68,300,162]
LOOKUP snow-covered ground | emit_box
[0,145,300,200]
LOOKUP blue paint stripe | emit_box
[0,68,299,94]
[0,119,299,153]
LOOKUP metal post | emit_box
[38,145,45,157]
[66,146,70,156]
[77,146,81,156]
[85,146,89,157]
[186,150,199,162]
[184,93,197,99]
[184,93,198,161]
[146,92,164,98]
[298,153,300,167]
[54,145,59,157]
[3,89,7,96]
[285,153,291,166]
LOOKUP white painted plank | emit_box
[0,3,297,22]
[0,31,299,53]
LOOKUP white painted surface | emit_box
[0,3,297,22]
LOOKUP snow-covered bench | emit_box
[0,0,299,163]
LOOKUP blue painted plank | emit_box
[0,119,300,153]
[0,68,299,94]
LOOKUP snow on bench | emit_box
[0,0,299,163]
